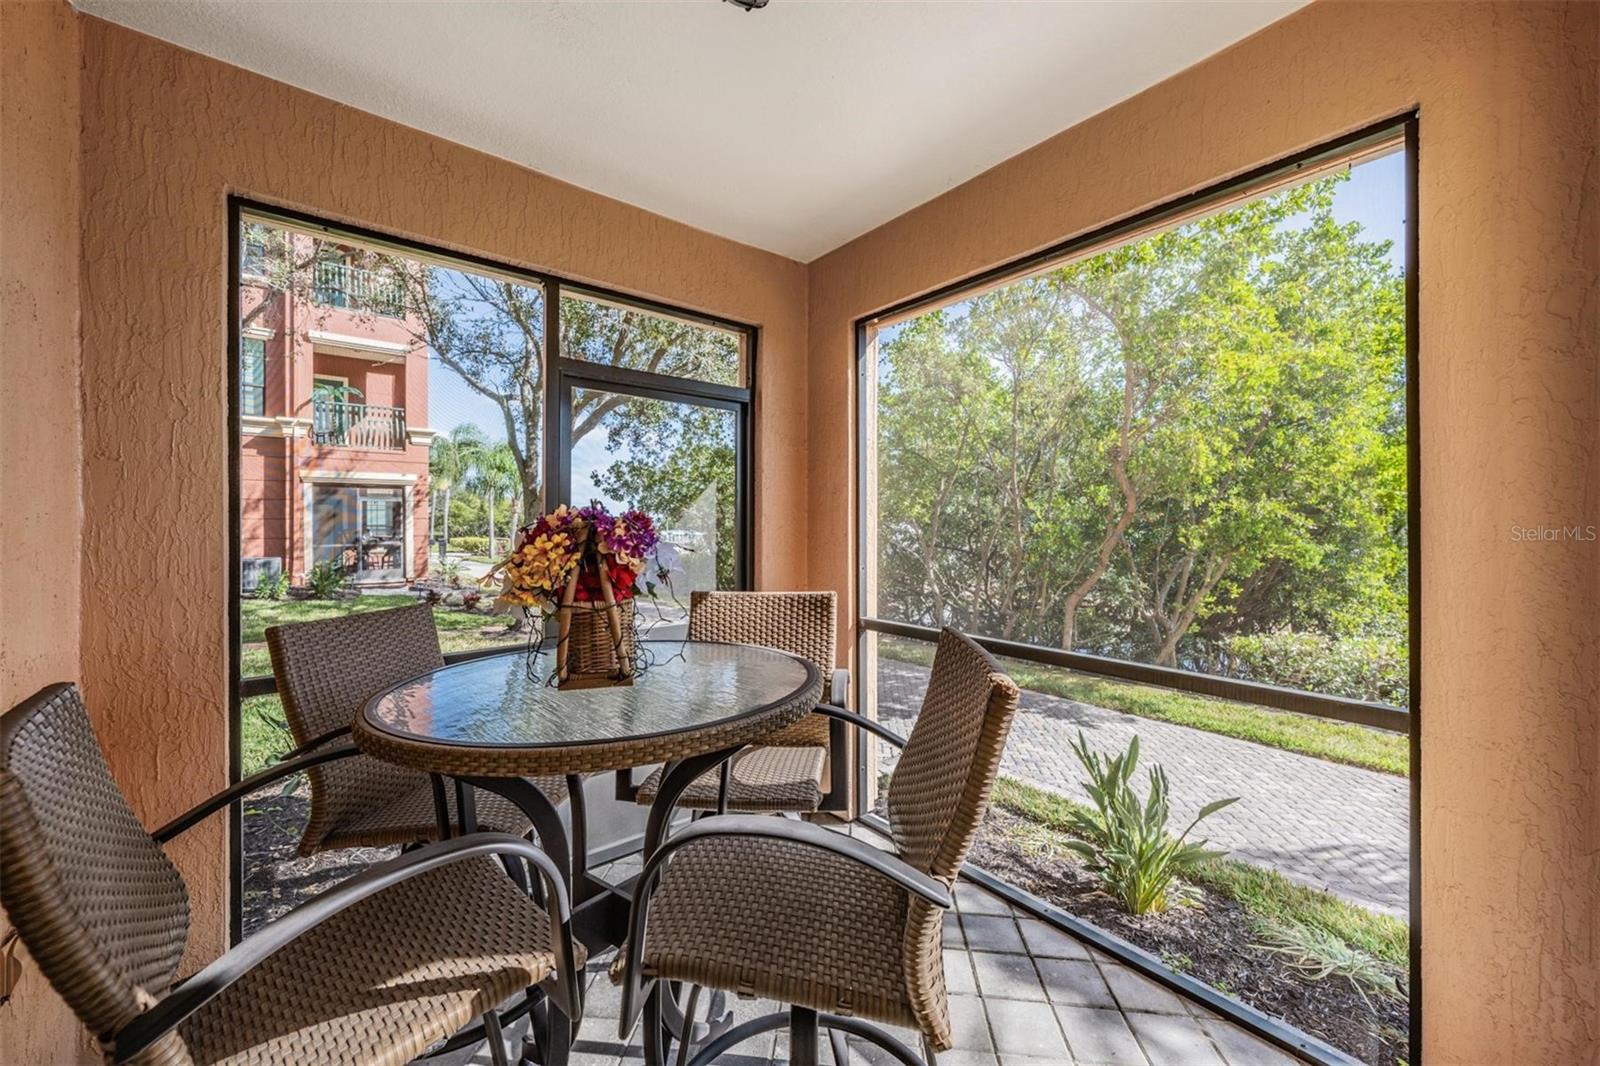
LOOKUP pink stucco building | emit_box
[238,235,435,588]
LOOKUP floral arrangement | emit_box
[492,503,660,614]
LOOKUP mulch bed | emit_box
[240,785,397,937]
[970,808,1408,1066]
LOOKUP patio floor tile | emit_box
[960,914,1027,953]
[1125,1012,1227,1066]
[1017,916,1092,960]
[945,948,979,995]
[1100,965,1190,1015]
[955,883,1016,915]
[983,998,1072,1059]
[947,993,996,1050]
[932,1051,1001,1066]
[1199,1019,1306,1066]
[971,950,1047,1001]
[1055,1004,1150,1065]
[1036,957,1116,1009]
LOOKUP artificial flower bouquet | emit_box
[489,503,660,687]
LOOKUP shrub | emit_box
[1224,629,1408,706]
[1059,731,1238,915]
[449,536,490,556]
[252,570,289,601]
[434,559,463,587]
[305,561,347,600]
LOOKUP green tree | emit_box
[873,170,1407,676]
[590,398,737,588]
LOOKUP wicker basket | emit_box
[560,597,636,686]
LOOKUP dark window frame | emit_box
[853,114,1421,1066]
[227,197,757,942]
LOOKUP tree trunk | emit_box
[487,494,497,559]
[442,488,451,563]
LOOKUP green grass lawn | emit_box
[991,775,1408,969]
[239,595,524,775]
[879,636,1407,776]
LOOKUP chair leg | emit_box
[643,983,670,1066]
[482,1007,510,1066]
[543,1005,571,1066]
[674,983,703,1066]
[828,1027,850,1065]
[790,1006,820,1066]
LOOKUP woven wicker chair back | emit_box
[886,628,1020,1042]
[266,602,444,853]
[886,627,1019,877]
[687,590,837,747]
[0,684,192,1050]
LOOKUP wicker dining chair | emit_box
[266,602,571,852]
[618,627,1021,1066]
[0,682,582,1066]
[632,591,847,816]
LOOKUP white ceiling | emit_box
[74,0,1305,262]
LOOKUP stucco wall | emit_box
[74,11,808,984]
[806,2,1599,1062]
[0,1,96,1060]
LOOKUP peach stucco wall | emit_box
[807,2,1598,1062]
[0,2,96,1060]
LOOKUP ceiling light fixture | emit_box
[722,0,770,10]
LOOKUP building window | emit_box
[240,337,265,416]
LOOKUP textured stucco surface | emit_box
[73,10,808,990]
[807,2,1599,1062]
[0,1,96,1059]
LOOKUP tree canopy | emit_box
[873,172,1407,679]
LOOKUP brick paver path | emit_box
[877,660,1408,915]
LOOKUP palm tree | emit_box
[429,424,489,562]
[467,443,520,558]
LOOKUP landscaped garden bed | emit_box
[974,777,1409,1066]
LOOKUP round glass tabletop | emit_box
[354,641,821,777]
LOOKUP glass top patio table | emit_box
[354,641,822,779]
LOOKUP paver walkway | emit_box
[877,660,1408,915]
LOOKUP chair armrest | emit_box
[813,703,907,750]
[618,815,949,1033]
[829,667,850,707]
[281,725,351,761]
[113,832,575,1064]
[151,740,361,843]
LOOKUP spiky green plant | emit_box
[1253,919,1406,1009]
[1059,730,1239,914]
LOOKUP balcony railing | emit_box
[312,400,407,450]
[311,261,406,318]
